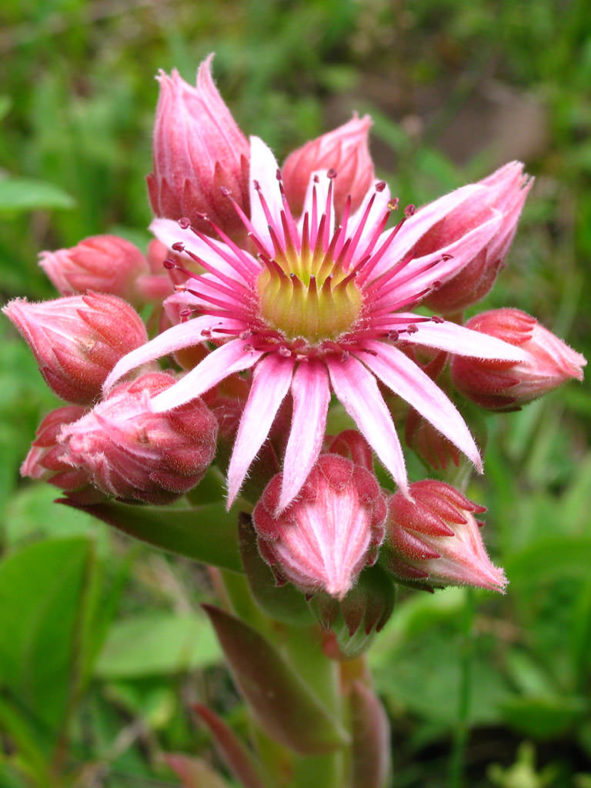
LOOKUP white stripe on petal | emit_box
[405,319,529,361]
[151,338,264,412]
[328,355,408,495]
[226,354,294,507]
[104,315,237,392]
[249,136,284,255]
[356,341,482,471]
[279,360,331,513]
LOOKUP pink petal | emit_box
[297,169,335,240]
[249,136,284,255]
[103,315,236,392]
[378,183,487,265]
[278,360,331,513]
[383,212,503,302]
[327,355,408,495]
[226,354,294,507]
[356,341,482,471]
[150,218,257,283]
[151,338,264,412]
[400,318,529,361]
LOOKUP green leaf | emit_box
[0,178,75,211]
[95,613,221,679]
[500,695,586,738]
[203,604,350,755]
[59,499,242,572]
[0,538,97,740]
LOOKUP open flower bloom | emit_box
[105,137,527,511]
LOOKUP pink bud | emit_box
[420,162,533,314]
[3,293,148,404]
[282,114,375,217]
[39,235,150,306]
[386,480,507,592]
[21,405,102,502]
[451,308,586,411]
[253,454,387,599]
[58,372,218,504]
[147,55,250,242]
[405,407,460,472]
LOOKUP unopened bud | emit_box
[253,454,387,599]
[147,56,250,242]
[416,162,532,314]
[39,235,150,306]
[451,308,586,411]
[282,114,375,217]
[58,372,218,503]
[21,405,101,502]
[386,480,506,592]
[3,293,148,404]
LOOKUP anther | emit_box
[327,168,337,179]
[171,242,185,252]
[431,315,445,323]
[178,217,191,229]
[375,181,386,192]
[388,198,400,211]
[404,204,416,218]
[219,186,232,197]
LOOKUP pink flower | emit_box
[147,55,250,243]
[252,454,387,599]
[451,308,586,410]
[106,137,527,511]
[4,293,148,404]
[59,372,218,504]
[386,480,507,592]
[39,235,150,306]
[421,162,533,314]
[282,114,375,217]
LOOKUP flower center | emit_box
[257,245,363,343]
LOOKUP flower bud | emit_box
[420,162,532,314]
[451,308,586,411]
[282,114,375,217]
[21,405,101,502]
[39,235,150,306]
[385,480,506,592]
[253,454,387,599]
[405,407,460,472]
[3,293,148,405]
[147,56,250,242]
[58,372,218,503]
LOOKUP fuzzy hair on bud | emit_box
[3,293,148,405]
[386,479,507,592]
[58,372,218,504]
[451,308,586,411]
[253,454,387,599]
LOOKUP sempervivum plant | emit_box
[3,55,585,788]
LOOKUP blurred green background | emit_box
[1,1,591,786]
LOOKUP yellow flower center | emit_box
[257,244,363,344]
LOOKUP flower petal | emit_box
[401,318,529,361]
[249,136,284,255]
[104,315,237,392]
[150,218,258,283]
[327,355,408,495]
[151,338,264,412]
[356,341,482,471]
[278,360,331,513]
[227,354,294,507]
